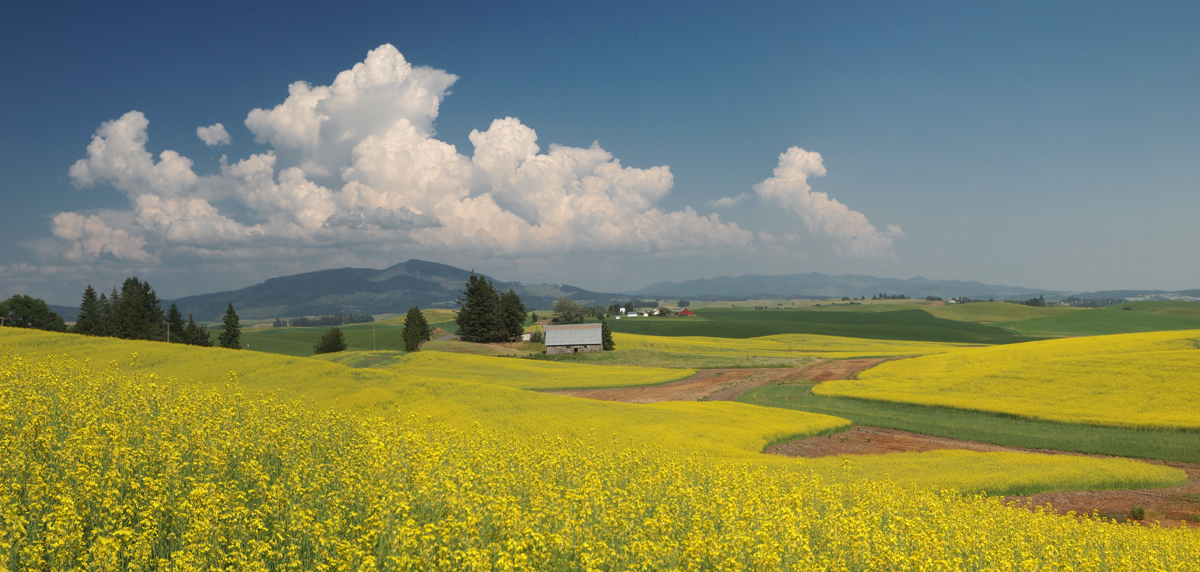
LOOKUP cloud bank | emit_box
[50,44,898,283]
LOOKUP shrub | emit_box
[1130,505,1145,520]
[313,327,348,354]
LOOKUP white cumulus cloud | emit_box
[753,147,900,258]
[55,44,756,272]
[712,193,748,209]
[196,123,231,146]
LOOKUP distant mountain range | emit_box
[40,262,1198,323]
[632,273,1063,301]
[169,259,631,321]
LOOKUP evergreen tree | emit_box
[313,327,348,354]
[99,288,120,337]
[183,314,212,347]
[219,303,241,349]
[455,272,501,343]
[601,320,615,351]
[402,306,432,352]
[115,277,164,340]
[165,303,184,343]
[0,294,66,332]
[498,288,527,341]
[75,285,101,335]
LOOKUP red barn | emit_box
[677,308,695,316]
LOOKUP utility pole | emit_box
[164,320,170,343]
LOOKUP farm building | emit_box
[677,308,695,316]
[543,323,603,354]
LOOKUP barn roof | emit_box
[543,323,603,346]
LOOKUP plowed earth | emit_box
[548,358,888,403]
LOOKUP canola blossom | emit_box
[816,329,1200,429]
[0,329,1185,496]
[3,351,1200,571]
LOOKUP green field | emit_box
[1101,300,1200,318]
[234,323,409,355]
[925,301,1080,323]
[738,383,1200,463]
[999,307,1200,337]
[607,307,1042,344]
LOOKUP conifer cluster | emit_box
[454,272,527,343]
[72,278,230,347]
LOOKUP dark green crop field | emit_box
[1000,307,1200,337]
[607,308,1042,344]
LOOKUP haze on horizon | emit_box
[2,1,1198,305]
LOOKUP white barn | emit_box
[543,323,603,354]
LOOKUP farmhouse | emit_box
[543,323,603,354]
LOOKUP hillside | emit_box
[170,259,628,321]
[634,272,1059,300]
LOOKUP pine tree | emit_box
[165,303,184,343]
[455,272,501,343]
[114,277,164,340]
[75,285,101,335]
[313,327,348,354]
[183,314,212,347]
[219,303,241,349]
[402,306,432,352]
[498,288,527,341]
[601,320,615,351]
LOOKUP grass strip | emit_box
[738,383,1200,464]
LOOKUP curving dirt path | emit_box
[768,426,1200,528]
[548,358,888,403]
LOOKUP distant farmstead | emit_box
[677,308,695,316]
[543,323,603,354]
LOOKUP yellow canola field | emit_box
[816,329,1200,430]
[614,332,967,359]
[2,352,1197,571]
[321,350,694,390]
[0,329,1185,495]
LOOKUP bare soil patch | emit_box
[550,368,808,403]
[551,358,889,403]
[768,426,1200,528]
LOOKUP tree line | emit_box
[274,314,375,328]
[70,278,243,348]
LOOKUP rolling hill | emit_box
[170,259,629,321]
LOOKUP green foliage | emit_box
[455,272,502,343]
[313,327,348,354]
[1130,506,1145,521]
[74,285,102,335]
[219,304,241,349]
[601,320,615,351]
[165,303,184,342]
[499,289,527,341]
[403,306,432,352]
[607,308,1041,345]
[552,297,586,324]
[678,299,691,308]
[115,277,165,340]
[0,294,66,332]
[182,314,213,347]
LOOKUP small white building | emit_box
[543,323,603,354]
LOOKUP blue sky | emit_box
[3,1,1198,304]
